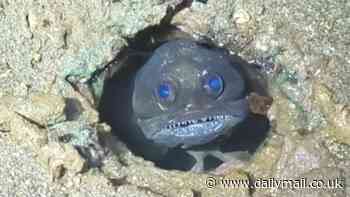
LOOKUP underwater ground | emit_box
[0,0,349,196]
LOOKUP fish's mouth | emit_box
[165,114,234,130]
[148,113,244,148]
[137,99,249,148]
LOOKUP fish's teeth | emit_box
[168,114,232,129]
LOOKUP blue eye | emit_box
[204,74,224,98]
[158,84,170,98]
[208,76,223,92]
[156,82,176,102]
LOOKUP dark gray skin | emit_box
[131,39,250,171]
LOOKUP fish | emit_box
[99,38,249,171]
[133,39,249,148]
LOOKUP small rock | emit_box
[51,164,65,182]
[248,92,273,115]
[0,100,49,148]
[172,7,210,36]
[233,9,251,25]
[23,94,66,126]
[39,142,87,181]
[1,94,66,127]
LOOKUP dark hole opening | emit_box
[98,25,271,172]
